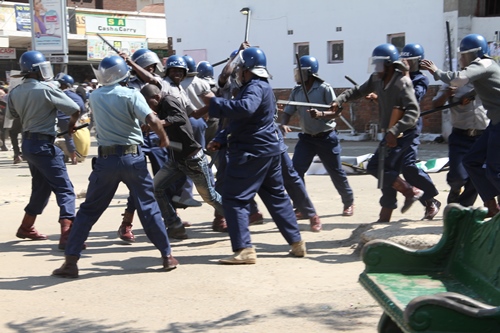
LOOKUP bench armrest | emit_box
[404,292,500,331]
[362,204,482,273]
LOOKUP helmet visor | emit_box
[368,56,389,73]
[401,57,420,72]
[92,63,130,86]
[293,68,309,84]
[135,52,164,73]
[458,47,481,68]
[34,61,54,80]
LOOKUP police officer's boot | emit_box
[377,207,393,222]
[212,211,227,232]
[58,218,73,250]
[52,255,79,278]
[16,213,48,240]
[118,209,135,242]
[484,199,500,218]
[392,177,424,213]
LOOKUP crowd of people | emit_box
[5,32,500,278]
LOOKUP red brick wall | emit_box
[275,85,442,134]
[66,0,137,11]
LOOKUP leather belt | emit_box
[99,145,138,157]
[23,132,55,141]
[452,127,484,137]
[304,130,333,138]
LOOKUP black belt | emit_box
[304,130,333,138]
[452,127,484,137]
[99,145,138,157]
[23,132,55,141]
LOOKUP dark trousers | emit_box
[292,131,354,207]
[22,135,75,219]
[66,148,171,257]
[223,154,302,252]
[447,131,480,206]
[463,122,500,202]
[367,128,416,209]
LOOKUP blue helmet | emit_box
[196,61,214,78]
[239,47,271,78]
[400,43,424,59]
[369,44,400,73]
[165,55,187,75]
[55,72,75,86]
[401,43,424,72]
[460,34,488,58]
[19,50,54,80]
[92,55,130,86]
[372,44,399,63]
[182,55,197,74]
[298,55,319,75]
[230,49,239,58]
[131,48,163,72]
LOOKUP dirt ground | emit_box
[0,139,456,333]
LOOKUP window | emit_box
[477,0,500,16]
[328,40,344,63]
[387,33,405,53]
[293,42,309,63]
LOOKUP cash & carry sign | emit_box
[86,16,146,38]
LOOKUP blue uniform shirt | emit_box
[89,84,152,146]
[409,71,429,103]
[8,78,80,135]
[284,79,336,135]
[208,77,280,159]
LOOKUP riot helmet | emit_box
[400,43,424,72]
[19,51,53,80]
[55,72,75,88]
[92,55,130,86]
[294,55,321,83]
[459,34,489,68]
[131,48,164,73]
[182,55,197,76]
[368,43,400,74]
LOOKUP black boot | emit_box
[52,255,79,278]
[392,177,424,213]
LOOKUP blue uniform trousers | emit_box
[21,135,75,219]
[447,131,480,206]
[176,118,211,201]
[65,147,171,257]
[125,132,180,212]
[292,131,354,207]
[281,151,316,218]
[463,122,500,202]
[57,117,76,154]
[223,154,302,252]
[215,146,260,216]
[367,128,416,209]
[154,150,223,229]
[401,119,438,202]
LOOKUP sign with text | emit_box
[87,36,147,61]
[86,16,146,38]
[0,48,16,59]
[14,5,30,31]
[30,0,68,55]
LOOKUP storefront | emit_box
[0,2,169,83]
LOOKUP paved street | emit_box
[0,136,458,332]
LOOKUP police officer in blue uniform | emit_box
[330,44,423,222]
[421,34,500,217]
[281,56,355,218]
[203,47,306,264]
[55,73,86,165]
[52,56,178,278]
[117,48,172,243]
[399,44,441,220]
[7,51,80,250]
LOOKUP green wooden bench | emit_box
[359,203,500,333]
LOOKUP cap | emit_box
[91,79,98,83]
